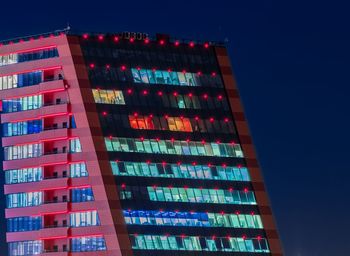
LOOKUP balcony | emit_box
[40,225,69,240]
[3,150,68,170]
[5,200,69,219]
[0,78,66,99]
[6,230,40,242]
[2,126,68,147]
[40,200,69,215]
[4,176,69,194]
[1,102,69,123]
[41,250,69,256]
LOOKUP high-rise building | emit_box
[0,29,283,256]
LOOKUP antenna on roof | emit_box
[66,22,71,31]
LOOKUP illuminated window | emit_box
[105,137,244,158]
[71,188,94,202]
[130,234,269,253]
[70,162,88,177]
[111,161,250,182]
[70,138,82,153]
[0,47,58,67]
[2,94,42,113]
[132,68,201,86]
[71,236,106,252]
[167,117,192,132]
[70,210,100,227]
[6,192,42,208]
[123,210,263,229]
[7,216,42,232]
[0,71,42,90]
[8,240,42,255]
[146,186,256,205]
[4,143,42,160]
[5,167,42,184]
[92,89,125,104]
[3,120,42,137]
[129,115,154,129]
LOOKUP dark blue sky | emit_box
[1,1,349,255]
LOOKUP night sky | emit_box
[1,1,349,255]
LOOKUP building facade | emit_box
[0,30,283,255]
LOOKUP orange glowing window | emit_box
[167,117,192,132]
[129,115,154,130]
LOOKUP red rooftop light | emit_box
[204,42,209,48]
[174,41,180,46]
[98,35,104,41]
[83,34,89,39]
[189,41,195,47]
[114,36,119,42]
[144,38,150,44]
[130,38,135,43]
[159,39,165,45]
